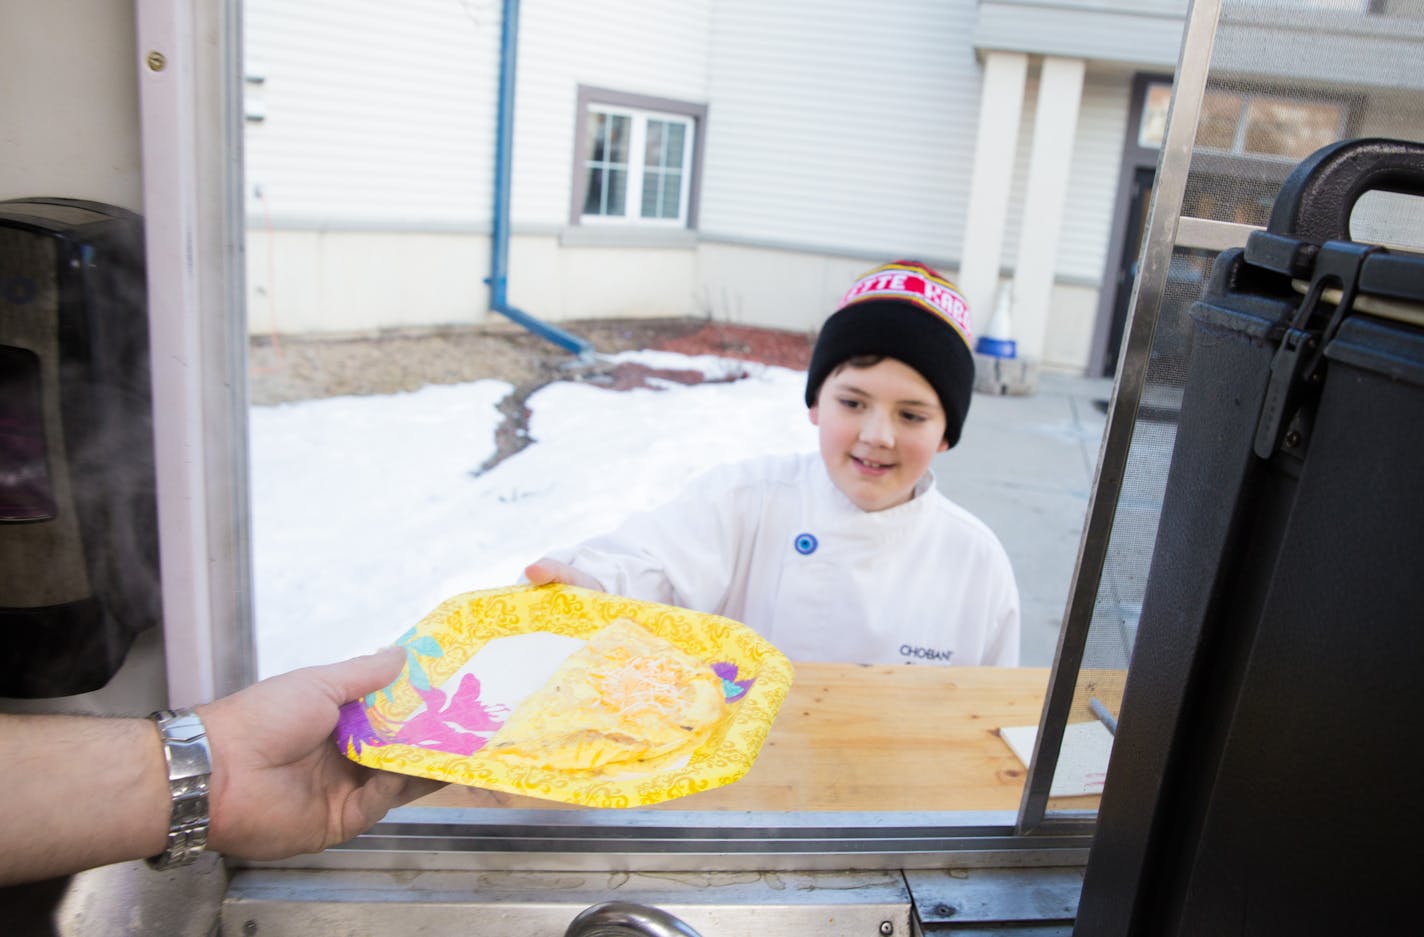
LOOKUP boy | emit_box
[526,260,1021,666]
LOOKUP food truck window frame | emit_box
[141,0,1231,872]
[1015,0,1226,838]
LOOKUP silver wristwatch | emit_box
[147,708,212,870]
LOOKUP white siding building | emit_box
[246,1,1424,375]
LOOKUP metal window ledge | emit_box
[222,868,913,937]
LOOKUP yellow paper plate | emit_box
[335,583,794,807]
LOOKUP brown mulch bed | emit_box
[653,321,816,371]
[248,317,814,406]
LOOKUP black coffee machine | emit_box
[0,197,160,697]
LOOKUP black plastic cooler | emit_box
[1076,139,1424,934]
[0,198,159,698]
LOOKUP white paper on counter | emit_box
[997,720,1115,797]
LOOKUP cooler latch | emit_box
[1253,240,1380,459]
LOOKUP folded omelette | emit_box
[484,617,727,773]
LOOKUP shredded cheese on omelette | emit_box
[484,618,726,773]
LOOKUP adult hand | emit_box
[524,557,604,591]
[197,647,442,861]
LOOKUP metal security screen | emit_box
[1033,0,1424,822]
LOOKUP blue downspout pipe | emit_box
[487,0,593,357]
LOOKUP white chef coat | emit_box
[547,451,1021,666]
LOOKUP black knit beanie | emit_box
[804,260,976,448]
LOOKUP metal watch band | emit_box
[146,708,212,870]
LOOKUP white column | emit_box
[1011,56,1085,362]
[957,51,1029,338]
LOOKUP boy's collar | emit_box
[912,470,936,500]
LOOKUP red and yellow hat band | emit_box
[837,261,973,348]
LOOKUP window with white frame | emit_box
[573,88,704,229]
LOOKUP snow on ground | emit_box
[250,352,816,677]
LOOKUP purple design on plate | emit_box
[712,662,755,702]
[335,700,386,755]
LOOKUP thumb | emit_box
[313,647,407,704]
[525,559,602,591]
[524,559,557,585]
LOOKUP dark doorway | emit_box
[1102,166,1155,378]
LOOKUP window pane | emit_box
[644,120,665,168]
[584,112,631,217]
[605,168,627,217]
[1197,90,1242,150]
[587,113,607,162]
[640,119,687,220]
[1241,98,1342,159]
[645,120,685,170]
[641,168,682,219]
[582,168,604,215]
[606,114,629,163]
[1138,83,1173,149]
[1195,87,1345,161]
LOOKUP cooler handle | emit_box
[1266,137,1424,242]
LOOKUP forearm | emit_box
[0,713,170,885]
[0,649,439,886]
[563,506,739,610]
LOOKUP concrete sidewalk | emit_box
[933,370,1114,668]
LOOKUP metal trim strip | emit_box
[1015,0,1224,834]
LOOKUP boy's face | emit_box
[809,357,950,512]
